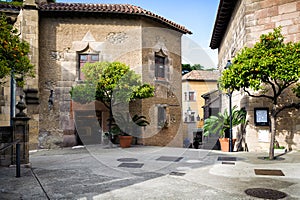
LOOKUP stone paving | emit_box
[0,145,300,199]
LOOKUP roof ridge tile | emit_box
[37,2,191,34]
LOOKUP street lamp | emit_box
[225,60,233,152]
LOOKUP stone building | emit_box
[210,0,300,151]
[0,1,191,149]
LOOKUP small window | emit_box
[91,55,99,61]
[157,106,166,127]
[155,55,165,79]
[80,55,88,61]
[186,91,195,101]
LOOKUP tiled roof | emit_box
[210,0,237,49]
[38,3,192,34]
[0,3,21,12]
[182,70,220,81]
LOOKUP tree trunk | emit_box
[269,113,276,160]
[108,103,113,148]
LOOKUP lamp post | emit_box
[10,70,16,126]
[225,60,233,152]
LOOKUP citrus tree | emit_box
[0,14,34,87]
[220,27,300,159]
[70,61,154,137]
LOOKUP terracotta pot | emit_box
[219,138,237,152]
[119,135,133,148]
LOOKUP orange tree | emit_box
[219,27,300,159]
[70,61,154,138]
[0,14,34,87]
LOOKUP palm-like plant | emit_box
[203,106,246,138]
[111,112,149,136]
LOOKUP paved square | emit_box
[156,156,183,162]
[254,169,285,176]
[217,156,237,161]
[118,163,144,168]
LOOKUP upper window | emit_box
[155,55,165,79]
[184,91,196,101]
[79,54,99,80]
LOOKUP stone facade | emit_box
[211,0,300,151]
[0,2,190,149]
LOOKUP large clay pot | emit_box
[119,135,133,148]
[219,138,236,152]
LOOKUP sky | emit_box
[57,0,220,68]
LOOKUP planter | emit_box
[219,138,237,152]
[119,135,133,148]
[274,148,287,154]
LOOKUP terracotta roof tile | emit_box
[182,70,220,81]
[0,3,21,12]
[38,3,192,34]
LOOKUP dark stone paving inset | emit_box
[118,163,144,168]
[156,156,183,162]
[217,156,237,161]
[117,158,138,162]
[254,169,285,176]
[245,188,287,199]
[221,161,235,165]
[169,172,186,176]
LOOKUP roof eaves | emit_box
[209,0,237,49]
[38,3,192,35]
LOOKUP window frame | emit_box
[78,53,99,80]
[155,55,166,79]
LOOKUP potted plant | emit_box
[112,112,150,148]
[273,140,287,154]
[203,106,246,151]
[70,61,154,147]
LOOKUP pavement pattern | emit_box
[0,145,299,200]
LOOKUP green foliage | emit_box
[203,106,246,138]
[95,62,154,105]
[69,62,108,104]
[220,27,300,99]
[0,1,23,6]
[70,61,154,105]
[182,64,212,75]
[69,83,96,104]
[81,62,107,83]
[112,113,149,136]
[219,27,300,159]
[0,14,34,87]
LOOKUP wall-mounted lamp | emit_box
[224,60,232,69]
[48,90,54,111]
[196,115,201,121]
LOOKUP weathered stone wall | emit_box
[38,15,143,148]
[19,2,40,150]
[0,2,40,151]
[218,0,300,151]
[140,20,184,147]
[37,15,184,148]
